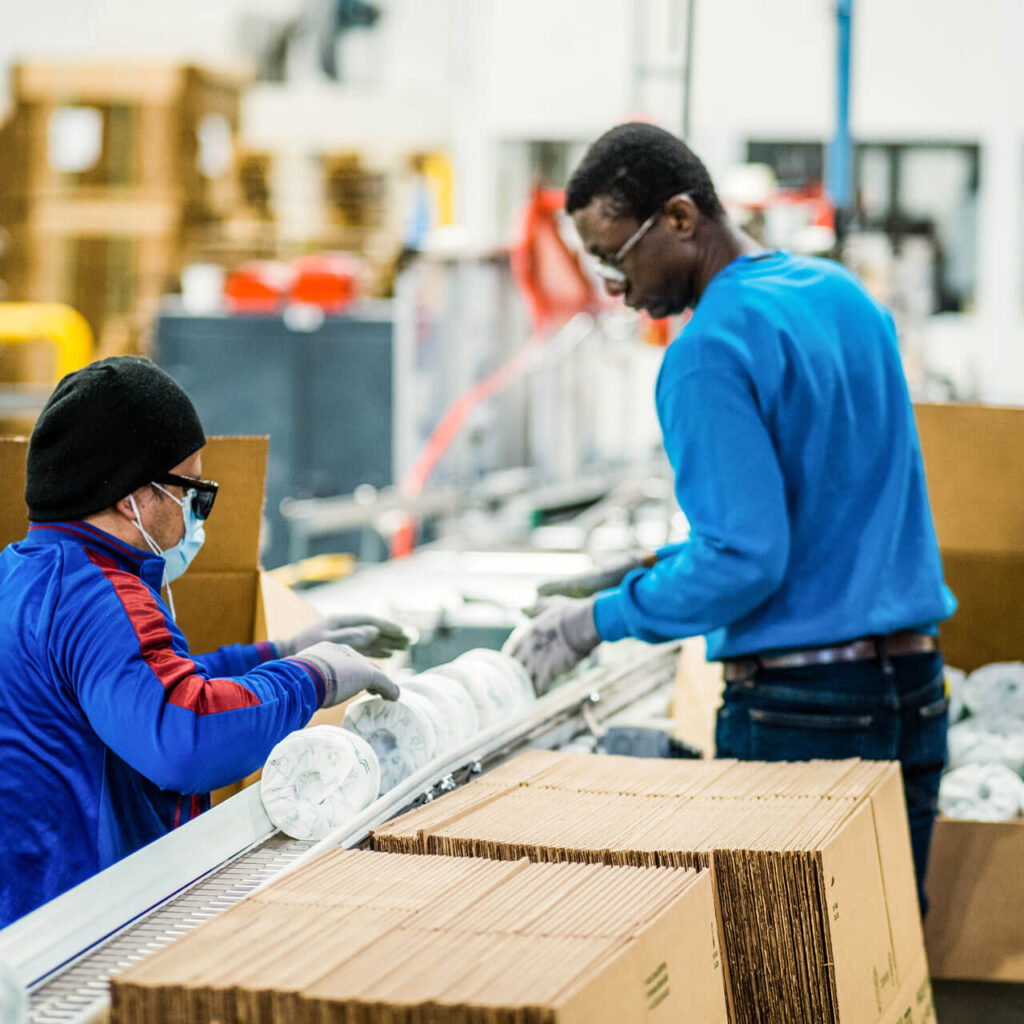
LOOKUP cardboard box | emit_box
[0,434,324,798]
[373,751,931,1024]
[109,847,731,1024]
[915,402,1024,982]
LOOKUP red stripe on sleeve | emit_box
[255,640,277,662]
[86,550,263,716]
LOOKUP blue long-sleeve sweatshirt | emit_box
[0,520,324,926]
[593,251,956,658]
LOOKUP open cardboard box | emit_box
[915,403,1024,982]
[0,435,327,801]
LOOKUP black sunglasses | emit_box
[156,473,220,520]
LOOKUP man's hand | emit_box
[504,597,601,696]
[274,614,410,660]
[534,554,655,602]
[290,641,400,708]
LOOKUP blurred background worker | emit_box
[0,356,406,927]
[509,123,957,909]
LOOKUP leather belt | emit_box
[722,631,938,682]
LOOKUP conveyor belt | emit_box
[1,641,681,1024]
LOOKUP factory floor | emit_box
[932,980,1024,1022]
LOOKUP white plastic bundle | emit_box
[429,656,516,730]
[343,689,445,794]
[0,961,26,1024]
[403,673,480,747]
[945,665,968,723]
[260,725,381,841]
[961,662,1024,721]
[938,763,1024,821]
[463,648,537,707]
[947,717,1024,776]
[453,649,532,716]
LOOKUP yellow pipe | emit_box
[0,303,94,380]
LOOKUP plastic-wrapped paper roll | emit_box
[344,689,445,794]
[465,648,537,706]
[429,660,505,730]
[0,961,27,1024]
[961,662,1024,720]
[260,726,381,841]
[945,666,968,724]
[405,673,480,746]
[948,718,1024,776]
[454,649,527,716]
[938,763,1024,821]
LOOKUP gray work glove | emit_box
[290,641,400,708]
[534,554,655,602]
[504,596,601,697]
[274,614,410,660]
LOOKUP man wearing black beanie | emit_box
[0,356,406,927]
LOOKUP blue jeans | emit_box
[715,651,948,914]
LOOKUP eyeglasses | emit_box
[591,193,688,285]
[155,473,219,520]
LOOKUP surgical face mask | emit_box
[129,483,207,585]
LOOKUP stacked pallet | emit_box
[0,61,244,355]
[373,751,934,1024]
[110,848,730,1024]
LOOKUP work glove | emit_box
[274,614,410,660]
[290,641,400,708]
[504,596,601,697]
[533,553,656,603]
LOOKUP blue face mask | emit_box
[130,484,206,585]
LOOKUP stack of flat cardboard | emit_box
[110,848,730,1024]
[374,751,933,1024]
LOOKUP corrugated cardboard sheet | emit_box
[373,750,930,1024]
[110,848,729,1024]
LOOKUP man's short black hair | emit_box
[566,122,725,224]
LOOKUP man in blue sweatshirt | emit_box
[508,123,955,907]
[0,357,404,927]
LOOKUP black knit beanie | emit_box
[26,356,206,522]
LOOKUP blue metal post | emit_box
[828,0,854,238]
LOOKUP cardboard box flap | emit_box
[0,437,30,549]
[0,435,267,574]
[187,436,267,573]
[915,403,1024,557]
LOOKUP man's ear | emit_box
[663,193,699,240]
[114,486,149,522]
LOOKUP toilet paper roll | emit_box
[454,649,527,717]
[961,662,1024,720]
[948,718,1024,776]
[465,648,537,705]
[429,660,504,730]
[0,961,26,1024]
[260,725,381,842]
[344,689,444,794]
[405,673,480,746]
[938,763,1024,821]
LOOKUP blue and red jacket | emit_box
[0,521,325,927]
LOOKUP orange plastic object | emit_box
[224,261,295,313]
[510,187,599,332]
[290,253,362,312]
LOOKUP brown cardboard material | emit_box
[109,848,730,1024]
[914,403,1024,982]
[373,751,928,1024]
[0,434,322,798]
